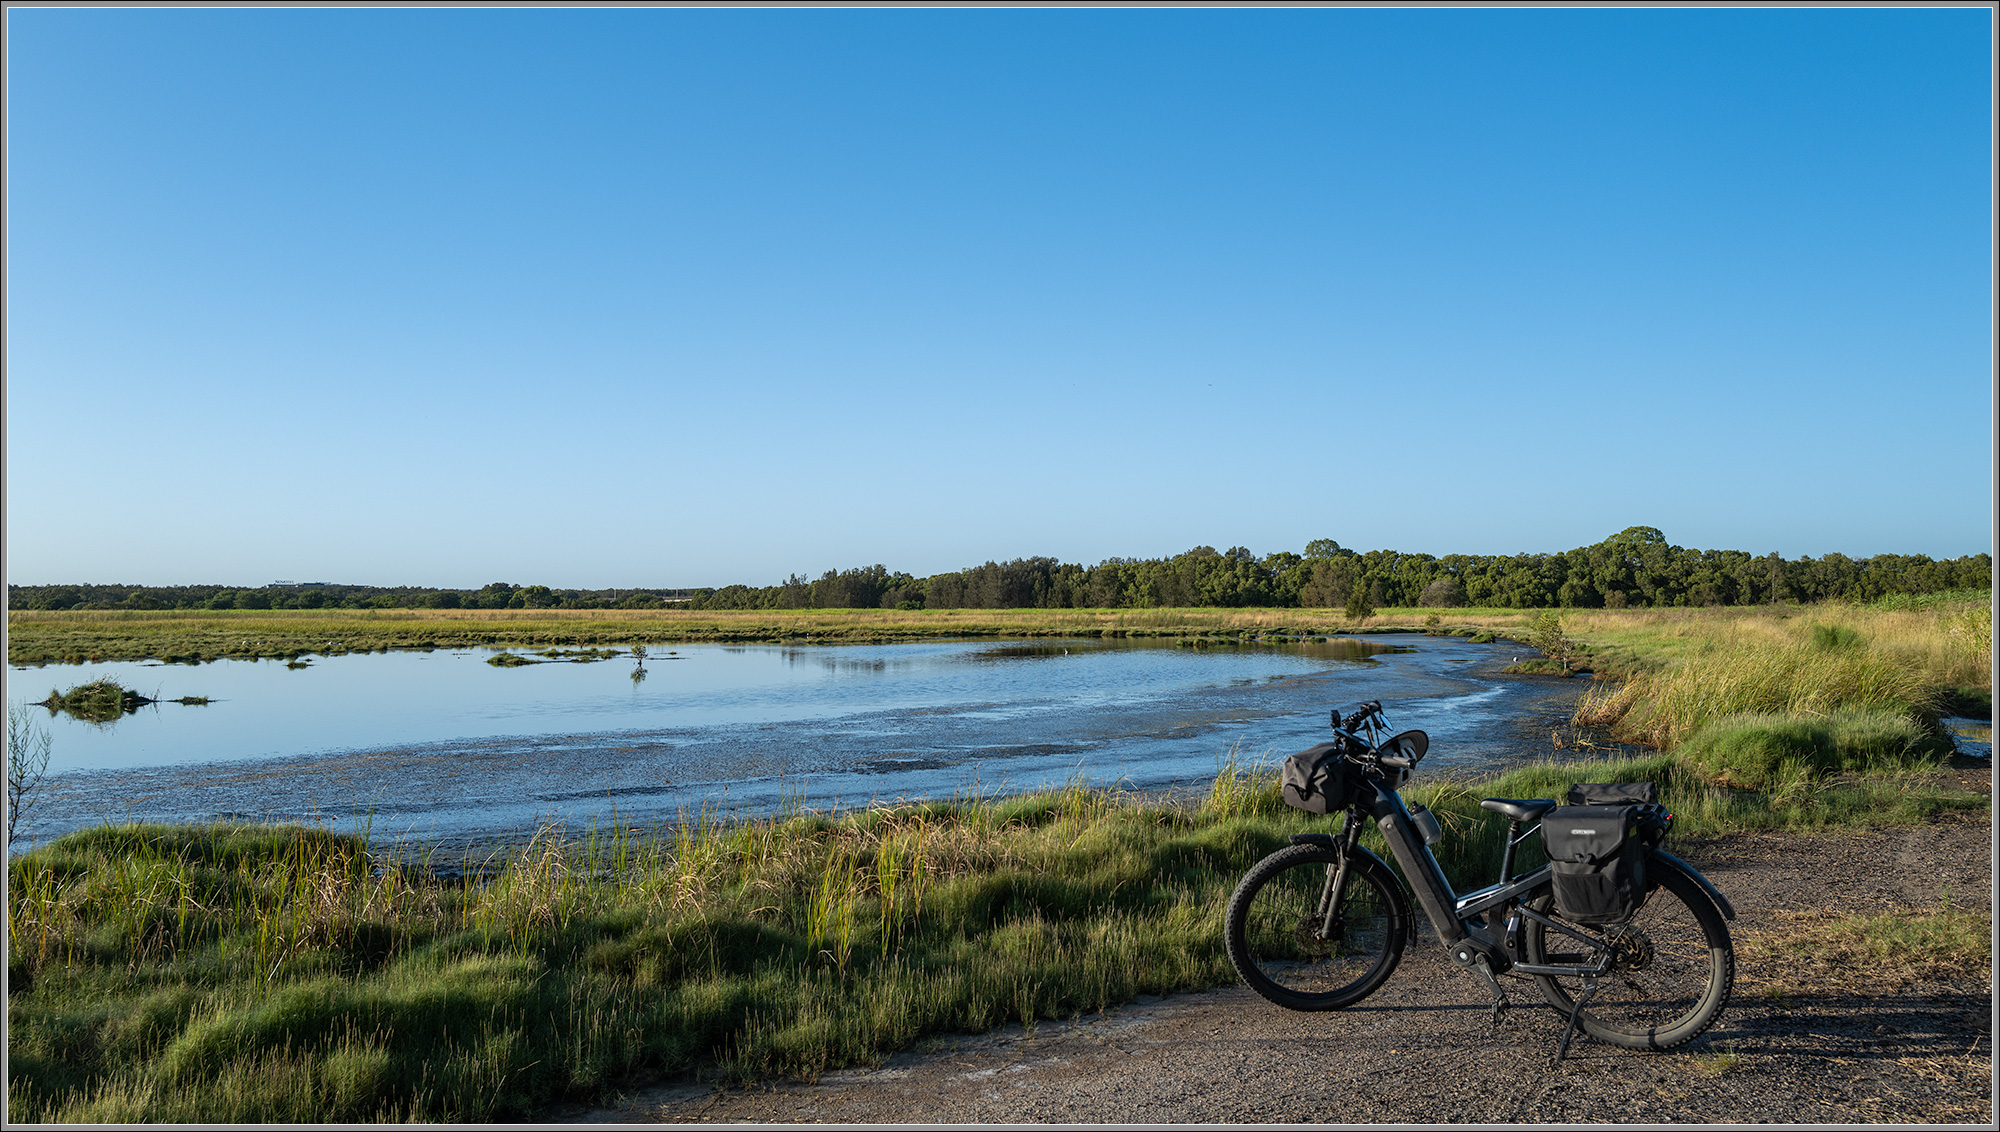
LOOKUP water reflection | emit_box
[1942,716,1992,759]
[16,635,1582,851]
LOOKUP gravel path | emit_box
[555,770,1993,1125]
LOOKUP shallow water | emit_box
[15,635,1585,851]
[1941,716,1992,760]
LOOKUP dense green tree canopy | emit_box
[10,532,1989,614]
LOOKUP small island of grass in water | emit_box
[37,679,209,723]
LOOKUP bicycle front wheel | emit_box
[1224,843,1410,1012]
[1523,854,1734,1050]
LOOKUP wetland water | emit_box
[15,635,1588,851]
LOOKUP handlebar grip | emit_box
[1379,754,1415,769]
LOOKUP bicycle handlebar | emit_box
[1334,700,1384,733]
[1334,700,1423,774]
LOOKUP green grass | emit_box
[1674,710,1953,789]
[38,678,152,723]
[1694,1046,1746,1078]
[9,750,1986,1124]
[1557,597,1990,788]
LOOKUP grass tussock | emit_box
[10,749,1985,1124]
[39,678,153,723]
[1557,597,1989,787]
[1674,710,1951,789]
[1613,645,1937,749]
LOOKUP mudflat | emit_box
[554,773,1992,1125]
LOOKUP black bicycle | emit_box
[1223,700,1735,1058]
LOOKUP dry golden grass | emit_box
[1559,598,1989,754]
[1741,904,1994,989]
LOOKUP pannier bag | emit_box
[1567,781,1674,848]
[1566,781,1658,806]
[1541,804,1648,925]
[1281,743,1349,814]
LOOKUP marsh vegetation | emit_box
[7,743,1987,1123]
[6,588,1987,1122]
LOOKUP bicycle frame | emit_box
[1348,778,1621,979]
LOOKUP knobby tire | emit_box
[1224,843,1410,1012]
[1523,853,1734,1050]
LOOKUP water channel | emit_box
[14,635,1598,852]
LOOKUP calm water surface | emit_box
[16,636,1585,850]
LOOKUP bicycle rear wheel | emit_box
[1224,844,1410,1012]
[1523,854,1734,1050]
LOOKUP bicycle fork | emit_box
[1312,817,1365,941]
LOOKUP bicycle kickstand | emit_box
[1467,954,1511,1028]
[1551,978,1600,1067]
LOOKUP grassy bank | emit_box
[1553,595,1991,785]
[5,605,1548,666]
[8,751,1987,1124]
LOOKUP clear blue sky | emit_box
[6,7,1993,589]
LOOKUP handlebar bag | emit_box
[1541,804,1648,925]
[1280,742,1349,814]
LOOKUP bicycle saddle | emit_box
[1479,797,1559,823]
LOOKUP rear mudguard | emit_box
[1650,847,1737,920]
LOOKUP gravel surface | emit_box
[553,770,1993,1125]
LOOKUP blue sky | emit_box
[6,7,1992,589]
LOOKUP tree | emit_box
[8,703,53,847]
[1418,576,1467,608]
[1530,610,1577,670]
[1344,579,1375,622]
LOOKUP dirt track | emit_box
[554,773,1993,1125]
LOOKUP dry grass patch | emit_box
[1740,903,1993,991]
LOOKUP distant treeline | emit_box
[9,528,1991,615]
[7,581,697,613]
[690,528,1990,612]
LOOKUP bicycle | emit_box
[1223,700,1736,1061]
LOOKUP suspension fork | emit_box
[1314,811,1367,938]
